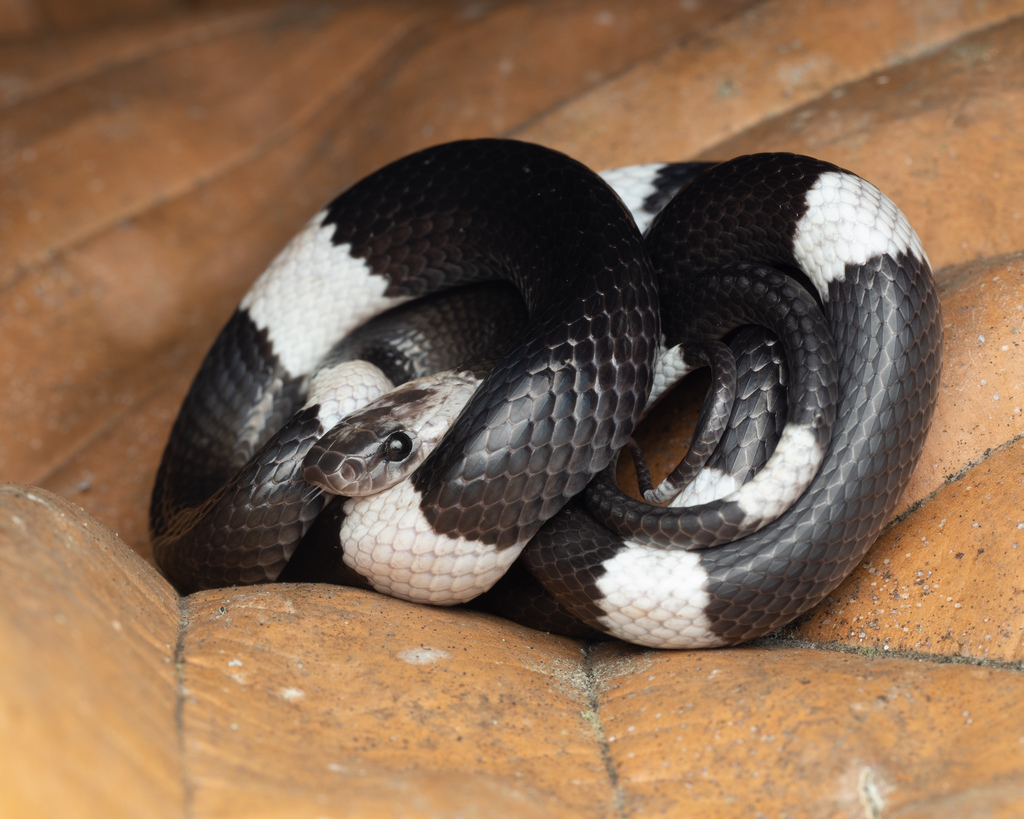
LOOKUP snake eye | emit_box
[382,431,414,463]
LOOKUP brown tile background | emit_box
[2,1,1023,816]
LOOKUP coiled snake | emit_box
[151,139,941,649]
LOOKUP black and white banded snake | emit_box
[150,139,942,649]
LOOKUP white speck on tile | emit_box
[396,647,450,665]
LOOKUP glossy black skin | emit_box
[585,263,839,548]
[153,146,942,649]
[526,155,942,643]
[321,141,660,550]
[151,140,658,591]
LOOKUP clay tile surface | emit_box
[2,1,1023,816]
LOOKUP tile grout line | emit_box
[173,595,196,819]
[758,635,1024,672]
[581,643,629,819]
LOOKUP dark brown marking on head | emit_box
[387,388,433,406]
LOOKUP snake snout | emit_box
[302,444,368,495]
[301,421,388,496]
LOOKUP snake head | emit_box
[302,371,479,497]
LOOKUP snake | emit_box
[150,139,942,649]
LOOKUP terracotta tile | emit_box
[4,2,1024,816]
[332,0,762,172]
[0,485,182,818]
[5,487,1022,817]
[0,3,419,277]
[519,1,1024,289]
[181,585,610,816]
[41,370,191,560]
[590,642,1024,817]
[617,256,1024,663]
[629,251,1024,518]
[789,428,1024,661]
[0,0,183,36]
[0,5,305,105]
[775,254,1024,661]
[0,3,425,486]
[37,0,180,31]
[517,0,1024,180]
[695,18,1024,277]
[0,0,43,38]
[534,7,1024,664]
[918,257,1024,500]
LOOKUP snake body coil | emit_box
[526,154,942,646]
[151,140,941,649]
